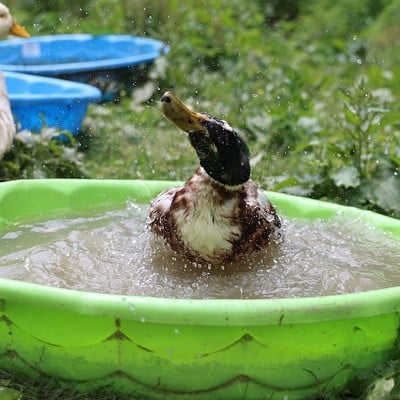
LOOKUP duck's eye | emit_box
[161,95,171,103]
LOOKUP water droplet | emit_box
[266,214,276,223]
[2,231,22,240]
[174,328,179,334]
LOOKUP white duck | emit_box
[0,3,30,159]
[0,2,30,39]
[0,72,15,159]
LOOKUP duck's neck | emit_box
[187,167,245,198]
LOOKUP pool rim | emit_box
[4,71,102,102]
[0,34,168,75]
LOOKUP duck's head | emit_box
[0,3,30,39]
[161,91,250,187]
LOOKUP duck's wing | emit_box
[238,183,282,252]
[148,186,182,235]
[255,187,281,228]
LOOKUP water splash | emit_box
[1,204,400,299]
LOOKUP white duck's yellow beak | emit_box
[9,20,30,37]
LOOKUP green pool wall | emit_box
[0,179,399,399]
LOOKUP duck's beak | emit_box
[160,91,209,133]
[9,20,30,38]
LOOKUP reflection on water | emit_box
[1,202,399,299]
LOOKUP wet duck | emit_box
[148,91,281,265]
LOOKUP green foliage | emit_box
[365,0,400,67]
[277,78,400,218]
[0,130,87,180]
[10,0,127,35]
[12,0,400,219]
[298,0,390,38]
[9,0,399,209]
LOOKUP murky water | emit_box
[1,202,399,299]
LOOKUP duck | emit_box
[0,3,30,39]
[0,72,15,159]
[0,3,29,159]
[148,91,281,265]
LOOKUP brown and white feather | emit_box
[148,167,281,264]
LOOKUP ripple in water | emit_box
[1,202,399,299]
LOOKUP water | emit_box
[1,202,399,299]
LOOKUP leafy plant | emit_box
[0,129,87,181]
[276,77,400,218]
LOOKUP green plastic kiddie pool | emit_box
[0,179,400,399]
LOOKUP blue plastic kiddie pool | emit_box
[5,71,101,134]
[0,34,168,101]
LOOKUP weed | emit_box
[0,129,86,180]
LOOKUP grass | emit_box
[2,0,400,398]
[0,370,136,400]
[79,97,198,181]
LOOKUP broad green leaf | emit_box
[343,103,362,126]
[363,175,400,216]
[0,387,22,400]
[330,166,360,188]
[272,176,301,191]
[381,111,400,126]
